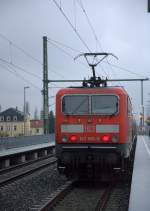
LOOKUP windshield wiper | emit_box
[109,102,118,116]
[71,98,88,114]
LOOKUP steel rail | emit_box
[95,183,114,211]
[38,181,74,211]
[37,181,114,211]
[0,157,57,188]
[0,154,55,175]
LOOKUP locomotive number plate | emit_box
[79,136,100,141]
[84,125,95,133]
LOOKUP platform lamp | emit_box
[24,86,30,136]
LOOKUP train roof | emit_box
[56,86,129,96]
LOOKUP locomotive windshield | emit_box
[91,95,118,114]
[62,95,118,115]
[62,95,89,114]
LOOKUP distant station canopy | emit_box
[148,0,150,12]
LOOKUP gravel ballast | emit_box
[0,165,67,211]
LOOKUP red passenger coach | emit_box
[55,87,137,178]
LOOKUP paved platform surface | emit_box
[128,135,150,211]
[0,142,55,158]
[0,134,55,150]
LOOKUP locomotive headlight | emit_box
[101,135,111,142]
[112,136,119,143]
[69,135,77,142]
[62,136,68,143]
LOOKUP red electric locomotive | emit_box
[55,53,137,179]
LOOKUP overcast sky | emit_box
[0,0,150,119]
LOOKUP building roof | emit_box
[0,108,24,121]
[30,120,43,128]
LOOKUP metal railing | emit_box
[0,134,55,151]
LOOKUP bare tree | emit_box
[49,110,55,133]
[34,107,39,120]
[25,101,30,115]
[23,101,30,116]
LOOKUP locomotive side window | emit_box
[62,95,89,114]
[91,95,118,115]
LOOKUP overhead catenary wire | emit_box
[0,63,41,90]
[48,36,108,77]
[1,52,73,87]
[0,33,74,94]
[51,0,91,52]
[48,40,75,59]
[47,37,146,79]
[76,0,147,83]
[0,62,41,90]
[0,33,43,65]
[80,5,113,77]
[47,39,89,70]
[0,57,42,80]
[50,67,65,79]
[9,41,13,64]
[47,37,82,53]
[75,0,107,54]
[76,0,116,79]
[50,0,109,77]
[73,0,77,30]
[0,33,69,80]
[76,0,101,51]
[75,0,123,83]
[47,37,109,78]
[105,62,148,78]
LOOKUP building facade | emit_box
[0,108,30,137]
[30,120,43,135]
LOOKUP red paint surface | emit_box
[55,87,133,145]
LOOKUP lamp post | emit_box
[140,80,144,127]
[24,86,30,136]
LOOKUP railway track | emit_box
[0,155,57,187]
[0,153,55,174]
[30,180,115,211]
[95,183,114,211]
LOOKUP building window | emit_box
[7,126,10,131]
[14,125,17,131]
[7,116,11,121]
[36,129,39,133]
[0,116,4,121]
[0,126,3,131]
[13,116,17,121]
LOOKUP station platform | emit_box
[0,141,55,168]
[0,141,55,158]
[128,135,150,211]
[0,134,55,151]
